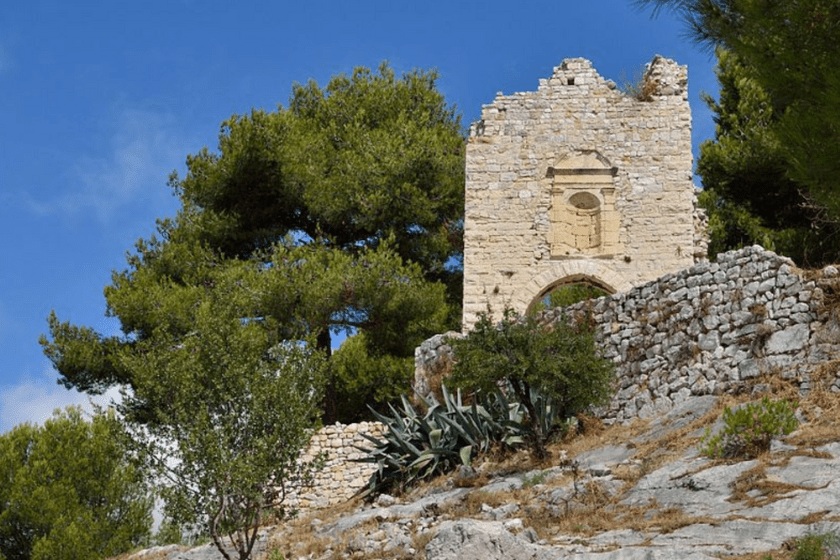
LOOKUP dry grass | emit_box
[728,458,812,508]
[264,526,331,559]
[472,446,544,476]
[524,495,722,542]
[259,496,375,560]
[119,356,840,560]
[447,487,519,517]
[267,513,390,560]
[636,507,721,534]
[798,510,833,525]
[504,408,725,541]
[789,378,840,448]
[723,547,792,560]
[514,378,840,544]
[619,394,741,479]
[111,547,190,560]
[748,370,801,400]
[452,470,492,488]
[555,413,639,458]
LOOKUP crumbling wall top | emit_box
[462,55,700,330]
[642,55,688,98]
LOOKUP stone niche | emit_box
[462,56,707,330]
[548,152,621,258]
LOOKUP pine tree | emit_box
[636,0,840,262]
[41,63,465,423]
[0,408,152,560]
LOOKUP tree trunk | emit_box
[317,328,336,424]
[510,377,548,460]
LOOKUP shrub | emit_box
[699,397,799,459]
[618,65,657,101]
[522,470,549,488]
[530,283,608,315]
[449,308,615,459]
[792,530,840,560]
[120,300,327,560]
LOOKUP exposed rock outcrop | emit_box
[123,390,840,560]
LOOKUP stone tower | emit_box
[462,56,706,329]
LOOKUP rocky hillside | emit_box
[120,369,840,560]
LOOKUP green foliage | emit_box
[449,308,614,459]
[173,62,465,299]
[151,520,188,547]
[696,49,840,265]
[119,293,326,560]
[637,0,840,263]
[360,381,582,495]
[41,63,464,423]
[522,470,549,488]
[330,332,415,423]
[0,407,152,560]
[699,397,799,459]
[793,531,840,560]
[361,385,528,495]
[531,283,609,315]
[267,548,287,560]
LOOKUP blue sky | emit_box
[0,0,716,433]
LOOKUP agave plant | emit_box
[528,386,578,444]
[357,385,530,496]
[357,382,578,496]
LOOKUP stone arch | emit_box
[511,260,634,315]
[553,149,615,171]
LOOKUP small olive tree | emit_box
[119,291,326,560]
[449,308,614,459]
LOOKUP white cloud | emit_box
[0,366,121,433]
[24,108,189,222]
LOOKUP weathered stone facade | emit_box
[463,56,705,329]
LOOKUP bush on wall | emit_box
[448,308,615,459]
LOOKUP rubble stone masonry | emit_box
[418,246,840,424]
[286,421,384,511]
[292,247,840,511]
[463,56,705,330]
[289,56,724,512]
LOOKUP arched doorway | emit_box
[527,275,613,315]
[510,260,633,320]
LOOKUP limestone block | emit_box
[766,324,811,354]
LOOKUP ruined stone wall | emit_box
[286,421,384,511]
[418,246,840,424]
[463,56,701,330]
[295,247,840,510]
